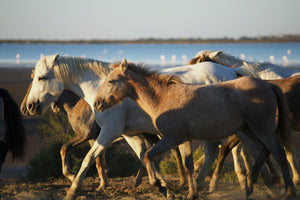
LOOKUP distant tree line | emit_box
[1,34,300,44]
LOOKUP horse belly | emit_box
[187,114,243,141]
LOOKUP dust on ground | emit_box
[1,175,299,200]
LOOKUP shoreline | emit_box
[2,35,300,44]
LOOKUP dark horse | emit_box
[209,75,300,191]
[0,88,26,173]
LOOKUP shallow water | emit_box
[1,42,300,68]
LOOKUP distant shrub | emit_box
[26,142,63,182]
[159,145,221,176]
[159,154,178,174]
[25,110,97,182]
[26,110,141,181]
[37,109,74,143]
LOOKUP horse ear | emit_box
[53,53,59,62]
[48,53,59,65]
[120,58,128,73]
[30,68,35,79]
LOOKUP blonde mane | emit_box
[113,62,182,85]
[53,56,111,86]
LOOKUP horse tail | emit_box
[272,84,292,151]
[0,88,26,161]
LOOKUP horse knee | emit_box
[60,145,68,156]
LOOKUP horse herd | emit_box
[0,50,300,200]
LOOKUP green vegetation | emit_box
[159,145,237,182]
[25,110,140,182]
[26,110,237,182]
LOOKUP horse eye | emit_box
[108,80,115,84]
[38,76,47,81]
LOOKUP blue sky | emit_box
[0,0,299,40]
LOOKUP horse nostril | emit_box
[28,103,33,110]
[94,101,99,109]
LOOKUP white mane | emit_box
[195,50,297,79]
[53,56,111,85]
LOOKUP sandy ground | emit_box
[2,175,300,200]
[1,66,300,199]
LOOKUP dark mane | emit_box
[111,62,182,85]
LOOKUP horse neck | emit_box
[58,91,81,113]
[57,58,110,108]
[68,71,104,109]
[129,74,167,117]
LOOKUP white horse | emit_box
[190,50,300,80]
[190,50,300,192]
[25,54,240,199]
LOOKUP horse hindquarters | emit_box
[243,84,296,198]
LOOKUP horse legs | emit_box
[195,141,219,190]
[134,166,148,187]
[260,136,296,198]
[143,135,187,198]
[178,141,198,200]
[235,130,270,198]
[193,155,204,174]
[60,136,90,182]
[64,124,123,200]
[242,129,296,199]
[209,135,240,192]
[232,144,247,191]
[123,134,173,197]
[285,147,300,186]
[88,140,108,191]
[133,143,187,188]
[171,147,187,188]
[235,132,282,194]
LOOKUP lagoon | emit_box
[0,42,300,68]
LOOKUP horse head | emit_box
[94,59,132,112]
[188,50,223,65]
[26,53,64,115]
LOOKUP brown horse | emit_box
[20,70,187,190]
[94,59,295,199]
[209,75,300,191]
[0,88,26,173]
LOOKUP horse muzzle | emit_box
[20,104,30,116]
[27,100,42,115]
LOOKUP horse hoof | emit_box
[167,191,174,199]
[282,187,296,200]
[159,186,167,197]
[208,184,216,193]
[64,190,76,200]
[184,191,198,200]
[246,185,253,199]
[293,179,300,188]
[95,184,106,192]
